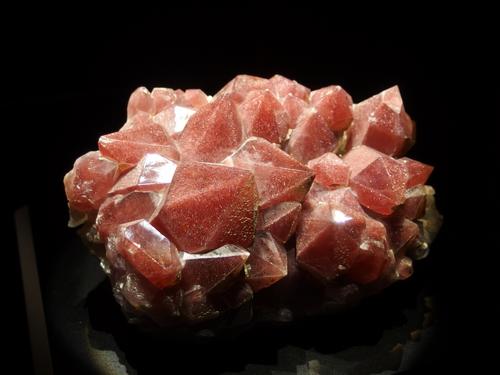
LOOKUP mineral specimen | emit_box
[64,75,442,328]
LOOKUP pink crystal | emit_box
[386,218,420,256]
[178,96,243,162]
[181,245,249,293]
[246,232,287,292]
[152,105,196,138]
[239,89,290,145]
[398,185,429,220]
[152,161,258,253]
[96,191,165,240]
[399,157,433,188]
[109,153,177,195]
[344,218,391,285]
[347,86,415,157]
[269,74,310,101]
[310,85,353,131]
[297,186,392,285]
[215,74,270,102]
[307,152,350,188]
[256,201,302,243]
[150,87,177,113]
[286,109,338,163]
[64,151,119,212]
[64,75,441,327]
[127,87,155,118]
[99,112,179,164]
[109,220,182,289]
[177,89,209,108]
[343,145,409,215]
[282,95,308,128]
[224,137,314,209]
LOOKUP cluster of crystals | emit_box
[64,75,441,326]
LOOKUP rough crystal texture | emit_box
[64,75,441,328]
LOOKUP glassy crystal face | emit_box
[152,161,258,253]
[346,86,415,157]
[307,152,350,188]
[64,75,442,327]
[108,220,182,290]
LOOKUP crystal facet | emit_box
[99,112,179,164]
[310,85,353,132]
[343,145,409,215]
[239,89,290,145]
[286,109,338,163]
[64,151,119,213]
[224,137,314,209]
[307,152,350,188]
[347,86,415,157]
[257,201,302,243]
[152,161,258,253]
[246,232,288,292]
[109,220,182,289]
[178,96,243,162]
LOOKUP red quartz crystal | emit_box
[96,191,165,240]
[64,75,441,327]
[296,185,393,286]
[286,109,338,163]
[343,145,409,215]
[64,151,120,212]
[307,152,350,188]
[223,137,314,209]
[239,89,290,145]
[310,85,353,132]
[152,161,258,253]
[246,232,287,292]
[178,96,243,162]
[257,201,302,243]
[99,112,179,164]
[109,153,177,195]
[181,245,250,292]
[108,220,182,289]
[347,86,415,157]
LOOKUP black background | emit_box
[6,10,498,374]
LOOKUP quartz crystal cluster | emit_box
[64,75,441,327]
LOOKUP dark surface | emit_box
[7,12,497,374]
[43,234,439,374]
